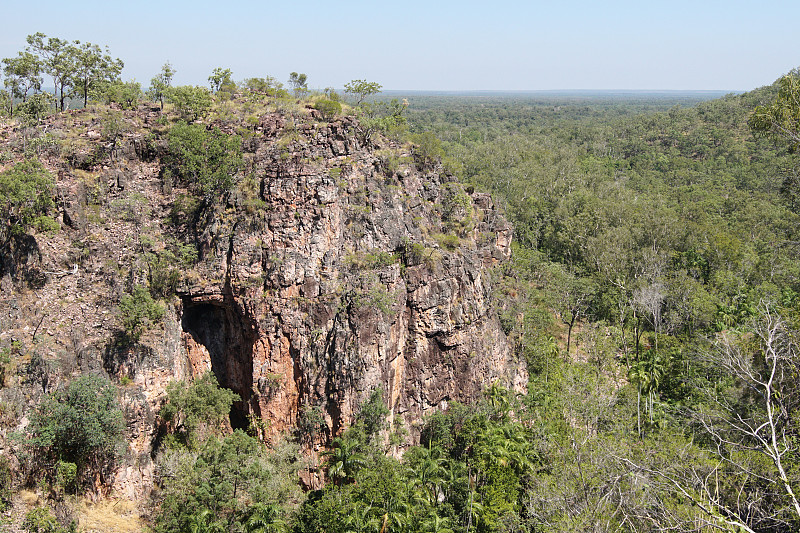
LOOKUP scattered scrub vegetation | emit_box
[118,286,165,342]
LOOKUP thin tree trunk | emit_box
[637,387,642,438]
[567,315,576,360]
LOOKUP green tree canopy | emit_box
[167,85,213,122]
[166,121,242,202]
[749,73,800,211]
[69,40,123,107]
[25,374,125,480]
[25,33,74,111]
[208,67,234,94]
[95,79,142,110]
[2,51,42,111]
[243,76,287,98]
[0,159,54,247]
[149,62,175,110]
[288,72,307,98]
[344,79,382,106]
[159,372,239,445]
[119,286,165,342]
[154,431,302,533]
[749,73,800,151]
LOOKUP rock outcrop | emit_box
[0,104,526,498]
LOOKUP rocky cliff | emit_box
[0,102,526,497]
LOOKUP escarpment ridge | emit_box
[0,101,525,497]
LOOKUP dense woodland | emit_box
[2,32,800,533]
[291,80,800,532]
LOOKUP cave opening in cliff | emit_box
[181,300,255,431]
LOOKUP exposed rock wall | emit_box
[0,106,526,498]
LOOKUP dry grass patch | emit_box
[19,489,41,507]
[76,498,145,533]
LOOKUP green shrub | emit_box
[242,76,289,98]
[100,111,129,145]
[110,192,150,223]
[314,99,341,121]
[119,286,165,341]
[375,149,402,176]
[94,80,142,110]
[353,99,408,144]
[0,345,14,388]
[24,133,60,158]
[295,403,326,445]
[145,251,181,298]
[166,122,242,202]
[153,431,302,533]
[348,283,394,316]
[159,372,238,446]
[0,455,11,511]
[24,374,125,481]
[433,232,460,251]
[32,215,60,233]
[0,90,11,118]
[167,85,213,122]
[16,93,54,125]
[175,243,197,266]
[22,507,66,533]
[140,238,195,298]
[54,460,77,496]
[345,250,398,270]
[0,159,54,246]
[356,386,389,440]
[399,238,440,269]
[167,193,201,226]
[409,131,444,170]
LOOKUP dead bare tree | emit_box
[696,304,800,521]
[614,304,800,532]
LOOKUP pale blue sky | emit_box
[2,0,798,91]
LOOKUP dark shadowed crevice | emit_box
[181,299,255,430]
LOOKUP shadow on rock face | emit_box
[1,233,45,290]
[181,298,256,430]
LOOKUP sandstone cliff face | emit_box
[0,105,526,496]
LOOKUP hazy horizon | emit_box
[2,1,797,92]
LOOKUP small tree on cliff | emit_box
[344,79,382,106]
[149,62,175,110]
[23,374,125,486]
[119,285,165,342]
[165,121,242,203]
[288,72,307,98]
[0,159,55,249]
[159,372,238,446]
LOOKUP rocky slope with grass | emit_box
[0,98,525,498]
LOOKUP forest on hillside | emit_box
[296,76,800,533]
[394,76,800,532]
[3,32,800,533]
